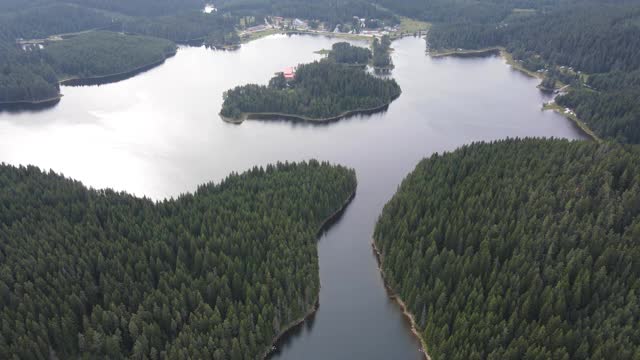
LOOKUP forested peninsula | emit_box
[374,139,640,359]
[220,43,401,123]
[0,31,176,106]
[0,160,357,359]
[48,32,177,85]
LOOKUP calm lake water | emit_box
[0,35,586,359]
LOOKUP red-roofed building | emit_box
[283,66,295,80]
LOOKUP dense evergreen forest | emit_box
[0,160,357,359]
[556,87,640,144]
[375,0,540,24]
[0,31,175,103]
[67,0,206,17]
[220,57,401,121]
[372,35,393,70]
[374,139,640,359]
[121,11,239,45]
[0,46,60,104]
[0,3,116,41]
[327,42,371,66]
[428,4,640,73]
[44,32,176,81]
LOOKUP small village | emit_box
[239,15,421,42]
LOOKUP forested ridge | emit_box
[44,32,176,81]
[0,160,357,359]
[220,53,401,121]
[374,139,640,359]
[0,31,176,104]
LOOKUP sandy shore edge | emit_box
[372,241,432,360]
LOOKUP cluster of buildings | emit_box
[266,17,312,31]
[256,15,399,37]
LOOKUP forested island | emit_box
[374,139,640,359]
[0,160,356,358]
[220,48,401,123]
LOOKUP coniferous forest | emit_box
[3,0,640,358]
[44,32,176,81]
[220,56,401,121]
[0,161,357,359]
[372,35,393,70]
[374,139,640,359]
[0,31,176,103]
[327,42,371,66]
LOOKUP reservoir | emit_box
[0,35,586,359]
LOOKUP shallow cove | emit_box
[0,34,587,359]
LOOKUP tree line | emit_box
[220,55,401,121]
[0,160,357,359]
[375,139,640,360]
[43,32,176,81]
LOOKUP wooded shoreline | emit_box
[372,241,432,360]
[263,188,356,359]
[59,49,177,86]
[542,102,601,142]
[0,49,177,110]
[220,95,399,124]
